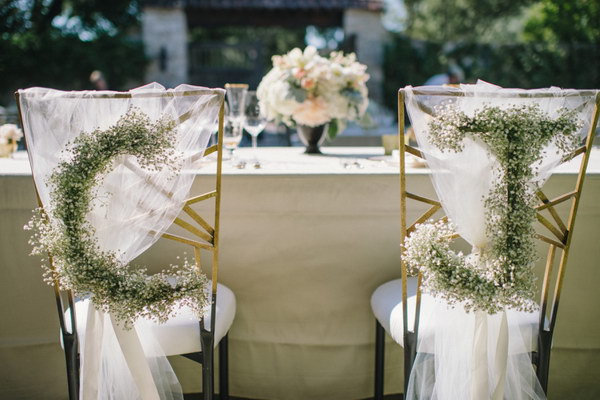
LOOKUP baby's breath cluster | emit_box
[404,220,514,313]
[404,103,581,313]
[25,108,210,327]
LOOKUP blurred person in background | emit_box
[90,70,108,90]
[424,64,464,86]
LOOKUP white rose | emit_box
[287,48,303,65]
[0,124,23,142]
[303,46,318,59]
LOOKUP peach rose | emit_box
[293,98,330,127]
[293,68,306,79]
[301,78,315,90]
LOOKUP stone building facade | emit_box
[142,6,189,89]
[142,0,387,101]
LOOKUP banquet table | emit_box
[1,146,600,400]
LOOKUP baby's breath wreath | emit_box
[26,108,209,326]
[404,103,580,313]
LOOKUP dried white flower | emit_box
[26,108,210,327]
[404,103,580,313]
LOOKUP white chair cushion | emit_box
[145,283,236,356]
[371,278,538,353]
[371,277,425,347]
[63,282,236,356]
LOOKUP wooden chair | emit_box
[370,88,600,398]
[16,88,234,400]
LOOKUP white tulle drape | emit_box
[403,81,598,400]
[19,83,224,399]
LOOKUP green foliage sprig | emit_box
[404,103,580,313]
[25,108,209,327]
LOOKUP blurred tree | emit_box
[187,26,306,89]
[401,0,534,42]
[190,26,306,67]
[0,0,139,39]
[523,0,600,44]
[0,0,146,104]
[521,0,600,91]
[382,0,600,110]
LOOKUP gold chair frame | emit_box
[15,89,228,400]
[374,88,600,398]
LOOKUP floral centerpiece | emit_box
[0,123,23,157]
[257,46,369,152]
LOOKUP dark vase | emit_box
[296,124,328,154]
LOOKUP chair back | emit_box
[397,86,600,394]
[160,104,226,335]
[15,85,225,399]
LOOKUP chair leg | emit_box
[536,330,553,395]
[403,331,417,395]
[375,320,385,400]
[200,329,215,400]
[219,333,230,400]
[63,333,79,400]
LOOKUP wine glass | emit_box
[244,91,267,167]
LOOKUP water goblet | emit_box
[224,83,248,120]
[223,116,244,165]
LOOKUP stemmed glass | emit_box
[223,113,244,162]
[244,91,267,167]
[224,83,248,164]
